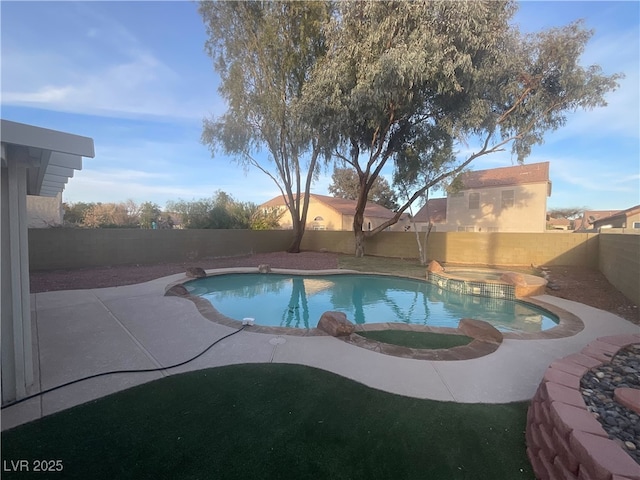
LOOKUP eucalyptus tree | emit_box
[329,167,399,210]
[198,1,332,252]
[301,0,621,256]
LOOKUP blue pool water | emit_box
[185,273,559,333]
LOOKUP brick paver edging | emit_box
[526,334,640,480]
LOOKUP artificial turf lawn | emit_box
[1,364,534,480]
[357,330,473,349]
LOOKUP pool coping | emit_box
[165,267,585,361]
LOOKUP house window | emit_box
[633,222,640,229]
[468,193,479,210]
[314,216,324,221]
[457,226,475,232]
[502,190,514,208]
[313,225,326,230]
[367,222,372,231]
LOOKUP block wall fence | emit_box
[598,232,640,307]
[28,229,638,305]
[27,229,293,270]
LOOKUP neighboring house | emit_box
[411,198,448,232]
[546,216,572,230]
[574,210,621,231]
[260,193,410,232]
[412,162,551,233]
[26,192,63,228]
[591,205,640,230]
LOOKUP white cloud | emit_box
[2,3,223,120]
[3,52,209,120]
[63,168,220,206]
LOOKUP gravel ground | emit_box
[29,251,339,292]
[580,344,640,464]
[29,251,638,325]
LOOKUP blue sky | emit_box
[2,1,638,211]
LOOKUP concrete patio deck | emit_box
[2,271,638,431]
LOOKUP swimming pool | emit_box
[184,273,558,333]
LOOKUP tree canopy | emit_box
[547,207,586,220]
[166,191,263,230]
[328,167,398,210]
[198,1,333,252]
[299,0,621,256]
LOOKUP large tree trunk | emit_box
[353,171,369,257]
[354,228,365,258]
[287,228,303,253]
[287,215,303,253]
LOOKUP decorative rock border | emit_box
[526,334,640,480]
[343,318,503,361]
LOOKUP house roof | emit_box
[1,119,95,197]
[591,204,640,227]
[458,162,550,190]
[412,198,447,223]
[261,193,397,219]
[574,209,621,230]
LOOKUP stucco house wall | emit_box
[264,193,408,232]
[444,182,549,232]
[275,197,343,231]
[592,206,640,230]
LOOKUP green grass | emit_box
[2,364,534,480]
[358,330,473,349]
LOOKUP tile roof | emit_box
[260,193,397,219]
[458,162,550,190]
[574,209,622,230]
[591,204,640,225]
[412,198,447,223]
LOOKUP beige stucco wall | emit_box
[444,183,549,232]
[596,211,640,229]
[598,231,640,305]
[275,196,407,232]
[276,197,344,231]
[26,193,63,228]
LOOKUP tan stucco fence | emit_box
[28,229,639,305]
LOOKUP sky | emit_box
[1,1,638,212]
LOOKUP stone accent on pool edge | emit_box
[344,318,504,361]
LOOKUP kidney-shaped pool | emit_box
[184,273,558,333]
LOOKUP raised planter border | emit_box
[526,334,640,480]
